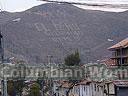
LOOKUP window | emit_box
[84,86,86,91]
[94,84,97,91]
[97,86,99,92]
[86,86,88,95]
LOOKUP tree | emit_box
[36,72,44,90]
[64,50,80,66]
[7,80,25,96]
[64,50,81,96]
[13,64,26,96]
[29,83,41,96]
[7,80,15,96]
[7,62,26,96]
[15,80,25,96]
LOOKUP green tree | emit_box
[13,64,25,96]
[7,80,25,96]
[64,50,81,96]
[29,83,41,96]
[36,72,44,90]
[64,50,80,66]
[15,80,25,96]
[7,80,15,96]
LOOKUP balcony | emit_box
[111,52,128,59]
[111,55,128,59]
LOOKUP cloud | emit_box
[1,0,128,12]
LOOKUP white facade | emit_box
[69,82,103,96]
[53,81,115,96]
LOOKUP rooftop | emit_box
[108,38,128,50]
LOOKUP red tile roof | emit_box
[58,80,91,88]
[78,80,91,85]
[61,82,72,88]
[108,38,128,50]
[102,58,116,66]
[113,80,128,87]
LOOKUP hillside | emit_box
[1,3,128,64]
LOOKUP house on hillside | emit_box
[108,38,128,96]
[108,38,128,65]
[53,38,128,96]
[53,80,111,96]
[69,80,93,96]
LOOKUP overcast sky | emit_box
[1,0,128,12]
[0,0,44,12]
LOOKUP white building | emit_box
[53,80,115,96]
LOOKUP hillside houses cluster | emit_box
[0,38,128,96]
[52,38,128,96]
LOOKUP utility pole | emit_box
[0,29,7,96]
[0,30,3,63]
[47,55,53,95]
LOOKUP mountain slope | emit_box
[1,3,128,64]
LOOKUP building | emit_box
[52,38,128,96]
[113,80,128,96]
[69,80,93,96]
[108,38,128,96]
[108,38,128,65]
[53,80,114,96]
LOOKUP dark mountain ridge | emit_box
[0,3,128,64]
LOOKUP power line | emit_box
[38,0,106,6]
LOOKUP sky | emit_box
[0,0,44,12]
[1,0,128,12]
